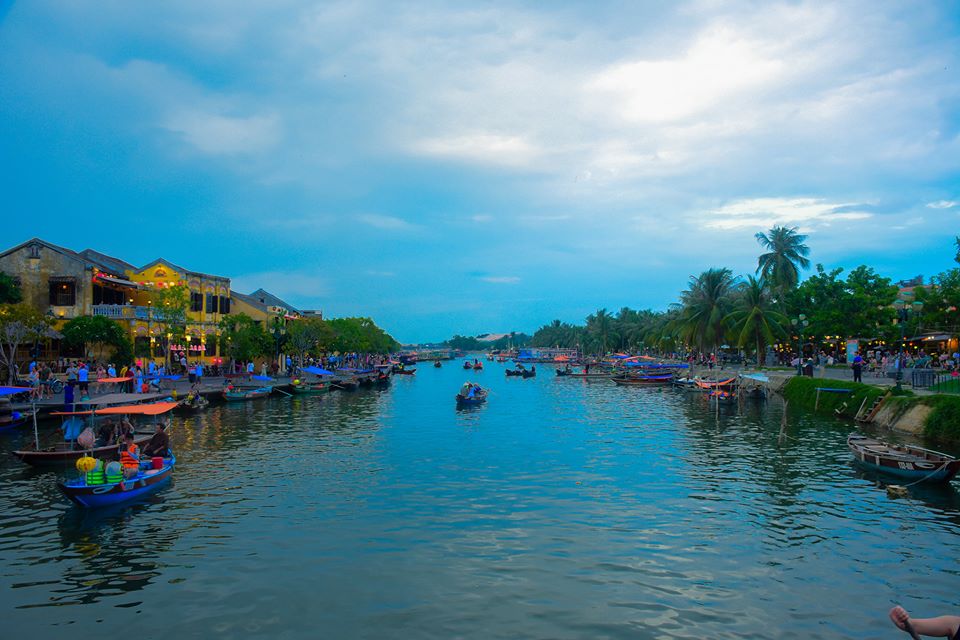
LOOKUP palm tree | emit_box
[586,308,617,356]
[724,276,788,365]
[673,268,737,352]
[755,226,811,301]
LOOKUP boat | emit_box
[455,387,488,406]
[394,368,417,375]
[564,371,613,379]
[555,368,572,377]
[223,386,272,401]
[291,380,330,394]
[847,434,960,483]
[611,374,674,386]
[694,377,737,390]
[472,362,483,370]
[175,393,210,412]
[13,401,177,467]
[0,409,35,433]
[59,454,176,508]
[505,368,536,378]
[434,361,442,368]
[709,389,738,404]
[463,361,473,370]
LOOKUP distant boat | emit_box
[434,361,442,368]
[848,434,960,483]
[611,374,674,386]
[223,386,272,401]
[456,388,488,406]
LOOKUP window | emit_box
[48,278,76,306]
[206,293,219,314]
[190,292,203,312]
[220,296,231,314]
[205,340,216,357]
[93,284,126,305]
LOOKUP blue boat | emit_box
[59,454,176,508]
[456,386,488,406]
[848,434,960,483]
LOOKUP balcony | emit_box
[93,304,153,321]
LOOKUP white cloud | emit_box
[414,133,540,167]
[703,197,873,230]
[356,214,412,230]
[471,214,494,223]
[479,276,520,284]
[164,111,280,155]
[927,200,959,209]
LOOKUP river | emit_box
[2,363,960,639]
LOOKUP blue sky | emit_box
[2,1,959,343]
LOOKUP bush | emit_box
[782,376,887,418]
[922,395,960,443]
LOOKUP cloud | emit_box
[356,214,412,230]
[479,276,521,284]
[366,269,396,277]
[702,197,873,230]
[163,110,280,155]
[471,214,494,223]
[927,200,959,209]
[414,133,540,167]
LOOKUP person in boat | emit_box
[120,433,141,479]
[889,605,960,638]
[142,422,170,458]
[460,382,472,398]
[119,417,135,440]
[95,419,119,447]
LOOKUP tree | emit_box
[326,317,398,354]
[724,277,787,365]
[0,272,22,304]
[0,304,57,384]
[218,314,272,365]
[755,225,811,302]
[61,315,130,361]
[673,268,737,352]
[955,236,960,265]
[285,318,335,363]
[586,308,617,356]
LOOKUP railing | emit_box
[93,304,153,320]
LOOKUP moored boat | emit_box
[611,374,674,386]
[59,454,176,508]
[847,434,960,483]
[223,386,272,401]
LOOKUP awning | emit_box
[96,275,142,289]
[51,401,179,416]
[303,366,335,376]
[911,334,952,342]
[0,386,31,396]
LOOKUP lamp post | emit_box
[893,299,924,391]
[791,314,809,376]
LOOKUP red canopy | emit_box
[51,401,178,416]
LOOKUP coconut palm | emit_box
[755,226,811,301]
[586,308,617,356]
[724,276,788,365]
[673,268,737,352]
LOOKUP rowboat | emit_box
[59,454,176,508]
[611,374,674,386]
[434,361,442,368]
[505,369,535,378]
[394,369,416,375]
[695,377,737,390]
[562,371,610,379]
[0,410,35,433]
[291,381,330,394]
[13,401,177,467]
[463,361,473,369]
[456,390,488,406]
[472,362,483,370]
[847,434,960,483]
[223,386,272,401]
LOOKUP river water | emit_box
[2,364,960,639]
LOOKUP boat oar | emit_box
[274,387,293,397]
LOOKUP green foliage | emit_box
[153,284,190,330]
[724,276,787,364]
[285,317,335,359]
[0,272,22,304]
[914,268,960,337]
[326,317,398,354]
[62,315,128,359]
[0,304,56,383]
[781,376,886,417]
[923,395,960,443]
[446,335,484,350]
[673,267,737,351]
[219,313,273,363]
[755,225,811,302]
[786,264,897,340]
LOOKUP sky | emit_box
[1,1,959,343]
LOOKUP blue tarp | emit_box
[623,362,689,369]
[0,386,30,396]
[303,366,335,376]
[252,375,273,381]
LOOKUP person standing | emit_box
[852,351,864,383]
[77,362,89,397]
[65,361,78,386]
[195,360,203,385]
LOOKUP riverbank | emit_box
[780,376,960,445]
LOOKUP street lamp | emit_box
[791,314,809,376]
[273,313,287,375]
[893,299,924,391]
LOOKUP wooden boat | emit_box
[456,390,488,406]
[611,374,674,386]
[175,394,210,412]
[564,371,611,379]
[555,368,572,377]
[472,362,483,370]
[331,377,359,391]
[223,386,272,401]
[847,434,960,483]
[394,368,416,375]
[291,381,330,394]
[59,454,176,508]
[0,410,35,433]
[13,401,177,467]
[463,361,473,370]
[505,369,536,378]
[434,361,442,368]
[694,377,737,390]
